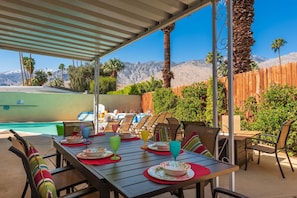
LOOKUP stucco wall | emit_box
[0,92,141,122]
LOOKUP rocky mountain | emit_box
[1,52,297,87]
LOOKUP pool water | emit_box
[0,122,63,136]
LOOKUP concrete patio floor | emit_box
[1,131,297,198]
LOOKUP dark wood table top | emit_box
[54,133,239,198]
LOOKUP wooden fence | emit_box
[141,62,297,113]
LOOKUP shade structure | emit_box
[0,0,236,192]
[0,0,211,61]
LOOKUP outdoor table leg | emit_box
[196,181,205,198]
[55,150,61,168]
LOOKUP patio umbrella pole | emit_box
[227,0,235,191]
[94,56,100,134]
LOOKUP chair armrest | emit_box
[245,136,277,146]
[61,186,97,198]
[50,165,74,175]
[43,153,58,159]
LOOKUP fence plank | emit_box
[141,62,297,113]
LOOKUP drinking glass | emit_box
[82,127,90,144]
[110,135,121,160]
[112,124,119,135]
[169,141,181,161]
[140,129,149,149]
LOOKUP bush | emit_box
[152,88,177,114]
[174,82,207,122]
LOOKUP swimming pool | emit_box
[0,122,63,136]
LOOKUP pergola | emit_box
[0,0,236,191]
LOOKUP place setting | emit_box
[119,132,140,142]
[76,135,122,165]
[143,141,211,184]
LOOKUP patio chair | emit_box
[181,121,207,138]
[212,187,249,198]
[63,121,94,137]
[118,114,135,133]
[7,135,98,198]
[245,120,295,178]
[176,126,220,197]
[152,123,178,141]
[130,115,150,136]
[166,117,181,140]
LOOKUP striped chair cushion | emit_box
[28,144,57,198]
[181,131,213,158]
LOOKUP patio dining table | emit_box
[53,133,239,198]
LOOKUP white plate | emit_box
[60,139,86,144]
[76,150,113,159]
[120,134,136,140]
[147,144,170,151]
[147,165,194,181]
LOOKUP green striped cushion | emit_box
[181,131,213,158]
[28,144,57,198]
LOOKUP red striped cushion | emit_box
[28,144,57,198]
[181,131,213,158]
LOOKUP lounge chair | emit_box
[130,115,150,136]
[118,114,135,133]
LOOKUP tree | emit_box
[161,23,175,88]
[49,78,64,87]
[32,70,48,86]
[102,58,125,78]
[205,52,228,77]
[58,63,65,81]
[47,71,52,82]
[22,56,35,85]
[232,0,255,74]
[271,38,287,67]
[68,63,94,92]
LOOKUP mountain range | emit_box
[1,52,297,88]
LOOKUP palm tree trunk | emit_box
[161,23,175,88]
[18,52,25,85]
[278,49,282,66]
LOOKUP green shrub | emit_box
[152,88,177,114]
[173,82,207,122]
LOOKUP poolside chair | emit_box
[155,112,167,124]
[144,114,160,133]
[245,120,295,178]
[130,115,150,136]
[118,114,135,133]
[212,187,249,198]
[7,134,98,198]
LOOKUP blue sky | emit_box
[1,0,296,72]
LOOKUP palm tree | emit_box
[58,63,65,81]
[232,0,255,74]
[161,23,175,88]
[271,38,287,66]
[205,52,228,77]
[22,56,35,85]
[47,71,52,83]
[102,58,125,78]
